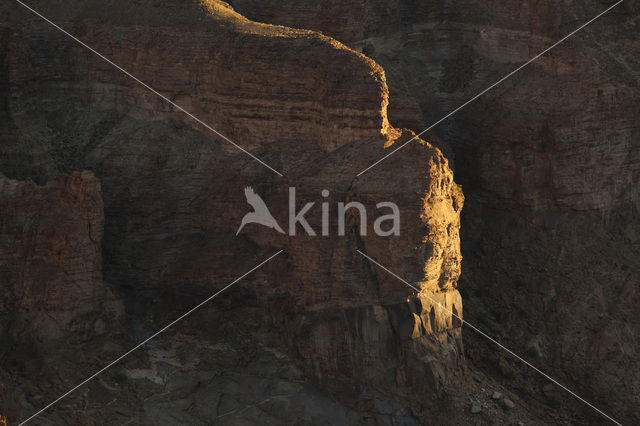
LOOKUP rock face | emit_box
[0,171,124,421]
[1,0,390,180]
[243,130,466,400]
[7,0,636,424]
[0,171,121,347]
[228,0,402,43]
[0,1,471,424]
[230,0,640,424]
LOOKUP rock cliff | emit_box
[0,171,121,346]
[229,0,640,424]
[0,1,478,424]
[1,0,390,178]
[4,0,636,424]
[0,171,124,421]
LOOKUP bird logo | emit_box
[237,187,285,235]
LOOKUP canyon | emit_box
[228,0,640,423]
[0,0,638,425]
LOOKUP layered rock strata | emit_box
[0,171,124,421]
[0,171,121,348]
[228,1,640,423]
[0,1,468,423]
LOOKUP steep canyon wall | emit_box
[226,0,640,423]
[0,1,470,423]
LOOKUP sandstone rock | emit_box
[343,6,638,424]
[0,171,122,348]
[0,171,124,421]
[228,0,401,43]
[1,0,391,175]
[0,1,466,423]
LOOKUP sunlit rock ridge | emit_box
[0,1,471,424]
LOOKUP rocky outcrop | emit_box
[233,0,640,424]
[0,171,124,421]
[0,1,469,424]
[236,130,465,399]
[225,0,639,211]
[228,0,402,43]
[0,171,121,347]
[1,0,390,181]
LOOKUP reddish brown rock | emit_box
[0,171,122,347]
[1,0,390,167]
[0,1,469,424]
[229,1,640,424]
[0,171,125,421]
[228,0,401,43]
